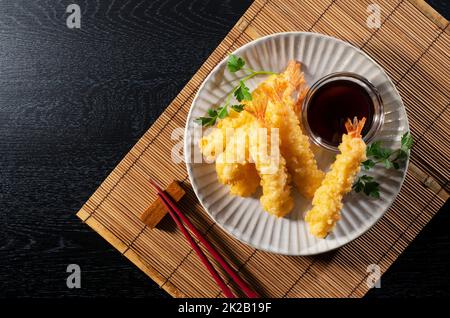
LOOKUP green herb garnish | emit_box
[234,80,252,102]
[352,175,380,198]
[194,116,216,127]
[362,132,413,170]
[217,106,228,119]
[354,132,413,198]
[230,104,244,112]
[195,54,276,126]
[227,55,245,72]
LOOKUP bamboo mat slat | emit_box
[76,0,450,298]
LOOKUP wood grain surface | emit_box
[0,0,448,298]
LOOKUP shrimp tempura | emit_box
[305,117,367,238]
[264,83,324,199]
[199,108,259,196]
[247,92,294,217]
[199,109,251,161]
[249,124,293,217]
[198,61,312,217]
[215,122,260,196]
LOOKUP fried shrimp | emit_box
[247,92,294,217]
[197,60,315,217]
[215,122,260,197]
[263,83,324,199]
[199,108,259,196]
[199,109,252,161]
[305,117,367,238]
[216,159,260,197]
[263,61,308,117]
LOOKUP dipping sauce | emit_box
[307,79,374,146]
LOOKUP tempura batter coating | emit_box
[215,122,260,197]
[246,93,294,217]
[216,158,260,196]
[199,110,252,161]
[305,118,367,238]
[263,83,324,199]
[248,123,293,217]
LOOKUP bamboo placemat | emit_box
[76,0,449,298]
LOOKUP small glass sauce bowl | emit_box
[301,72,384,152]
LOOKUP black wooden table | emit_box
[0,0,448,298]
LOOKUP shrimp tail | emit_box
[345,117,366,138]
[245,89,268,124]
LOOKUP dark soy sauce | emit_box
[307,79,374,146]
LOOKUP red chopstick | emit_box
[159,193,234,298]
[149,179,259,298]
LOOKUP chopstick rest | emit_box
[140,180,185,228]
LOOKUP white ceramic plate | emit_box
[184,32,409,255]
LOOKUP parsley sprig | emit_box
[195,55,276,126]
[352,175,380,198]
[362,133,413,170]
[354,132,413,198]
